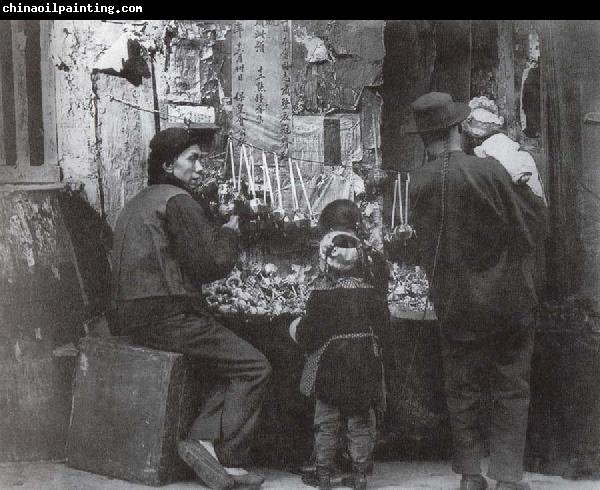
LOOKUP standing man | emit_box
[403,93,547,490]
[110,126,271,490]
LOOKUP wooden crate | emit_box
[66,337,205,486]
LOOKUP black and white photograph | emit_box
[0,17,599,490]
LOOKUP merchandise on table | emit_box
[203,261,430,317]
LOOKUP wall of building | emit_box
[48,20,386,230]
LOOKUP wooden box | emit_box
[66,337,204,485]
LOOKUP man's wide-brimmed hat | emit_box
[404,92,471,134]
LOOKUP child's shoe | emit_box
[341,464,368,490]
[301,466,332,490]
[352,470,367,490]
[316,466,332,490]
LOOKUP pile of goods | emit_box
[387,263,430,315]
[203,260,430,318]
[200,141,430,318]
[203,262,314,317]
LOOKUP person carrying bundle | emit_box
[401,92,548,490]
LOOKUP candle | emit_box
[288,157,299,210]
[397,172,404,225]
[405,173,410,225]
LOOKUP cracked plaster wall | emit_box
[47,19,386,232]
[49,20,230,217]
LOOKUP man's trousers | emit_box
[130,309,272,467]
[440,319,535,483]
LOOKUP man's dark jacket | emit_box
[409,151,548,339]
[110,176,239,334]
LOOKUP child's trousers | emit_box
[314,398,376,469]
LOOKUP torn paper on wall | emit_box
[231,20,293,153]
[93,34,129,72]
[291,115,324,166]
[162,104,216,128]
[328,113,363,164]
[294,29,332,63]
[292,114,362,166]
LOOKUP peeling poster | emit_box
[231,20,292,154]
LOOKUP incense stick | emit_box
[238,144,244,190]
[228,138,236,189]
[241,145,255,197]
[398,172,404,225]
[405,173,410,225]
[289,157,299,210]
[274,154,283,209]
[392,175,398,228]
[262,151,274,206]
[372,115,380,167]
[295,159,313,218]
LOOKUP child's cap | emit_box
[318,199,362,233]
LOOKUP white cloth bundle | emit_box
[474,133,547,204]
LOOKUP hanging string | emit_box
[107,93,414,176]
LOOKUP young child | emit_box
[290,200,389,490]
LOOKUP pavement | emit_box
[1,461,599,490]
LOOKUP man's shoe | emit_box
[496,481,531,490]
[177,440,235,490]
[461,474,488,490]
[231,471,265,487]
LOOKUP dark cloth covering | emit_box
[295,280,389,413]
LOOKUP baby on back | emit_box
[474,133,547,205]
